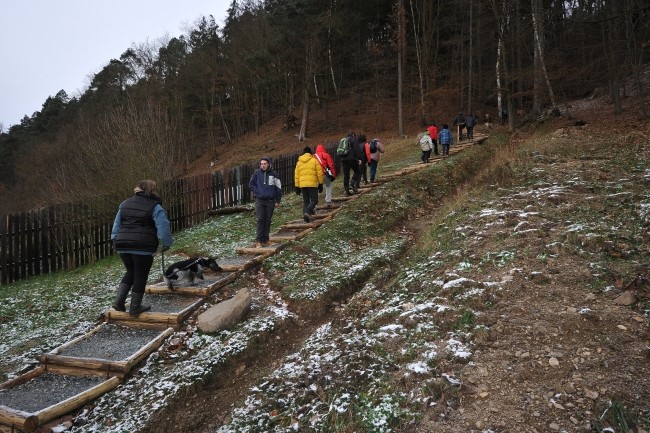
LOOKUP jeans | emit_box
[255,198,276,242]
[442,144,450,156]
[368,160,379,182]
[119,253,154,295]
[301,187,318,218]
[421,149,432,163]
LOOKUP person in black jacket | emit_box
[111,180,173,316]
[340,132,363,196]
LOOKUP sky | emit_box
[0,0,232,130]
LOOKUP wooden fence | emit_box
[0,143,336,285]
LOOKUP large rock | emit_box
[197,288,252,333]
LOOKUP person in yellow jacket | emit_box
[294,146,324,222]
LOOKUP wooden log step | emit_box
[269,227,313,241]
[39,324,174,377]
[146,271,239,296]
[0,367,120,433]
[105,294,205,327]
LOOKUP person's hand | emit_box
[295,187,301,195]
[161,245,170,252]
[275,202,281,208]
[318,184,323,193]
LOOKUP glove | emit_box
[161,245,170,252]
[318,184,323,193]
[295,187,301,195]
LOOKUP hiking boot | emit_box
[111,283,130,312]
[261,241,270,247]
[304,213,315,222]
[129,292,151,316]
[255,242,263,248]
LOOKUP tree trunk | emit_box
[409,0,426,125]
[531,0,558,113]
[397,0,405,136]
[468,1,473,115]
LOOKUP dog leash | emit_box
[161,248,166,276]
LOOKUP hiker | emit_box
[438,124,454,157]
[338,131,362,196]
[500,108,508,125]
[248,156,282,247]
[465,113,475,140]
[357,134,370,187]
[427,123,439,155]
[314,144,336,205]
[453,112,466,140]
[367,138,385,182]
[418,130,434,163]
[484,113,492,129]
[294,146,323,222]
[111,180,173,316]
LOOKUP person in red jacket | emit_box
[427,123,439,155]
[314,144,337,204]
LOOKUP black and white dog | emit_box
[164,257,223,289]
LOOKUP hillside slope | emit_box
[138,94,650,432]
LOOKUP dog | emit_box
[163,257,222,289]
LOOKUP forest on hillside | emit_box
[0,0,648,215]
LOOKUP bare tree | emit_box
[531,0,558,114]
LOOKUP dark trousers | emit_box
[421,149,432,163]
[359,163,368,185]
[119,253,154,295]
[432,139,439,155]
[369,160,379,181]
[442,144,450,156]
[466,126,474,139]
[255,198,276,242]
[342,160,360,192]
[301,187,318,217]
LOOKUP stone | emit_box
[549,357,560,367]
[613,290,637,305]
[197,288,252,333]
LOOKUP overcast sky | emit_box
[0,0,231,130]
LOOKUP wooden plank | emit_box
[0,405,38,432]
[32,376,120,429]
[0,366,46,390]
[146,271,239,296]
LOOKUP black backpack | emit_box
[369,139,378,153]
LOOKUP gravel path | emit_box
[58,325,162,360]
[138,294,202,313]
[0,373,105,413]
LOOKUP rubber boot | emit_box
[129,292,151,316]
[111,283,130,312]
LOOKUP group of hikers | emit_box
[110,108,497,312]
[248,132,385,247]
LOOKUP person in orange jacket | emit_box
[313,144,336,204]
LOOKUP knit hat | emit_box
[303,146,312,154]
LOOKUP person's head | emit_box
[423,130,430,135]
[358,134,367,143]
[134,180,157,195]
[259,157,271,170]
[303,146,312,155]
[443,124,449,129]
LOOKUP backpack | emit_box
[369,139,378,153]
[336,137,352,157]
